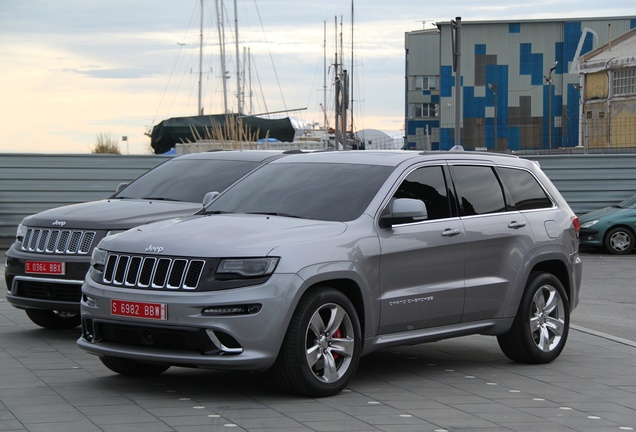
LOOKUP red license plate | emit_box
[111,299,167,320]
[25,260,65,275]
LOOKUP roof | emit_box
[173,149,287,163]
[580,27,636,73]
[272,149,521,168]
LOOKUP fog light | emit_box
[82,318,95,342]
[82,293,96,307]
[201,304,261,316]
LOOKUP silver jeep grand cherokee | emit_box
[78,150,582,397]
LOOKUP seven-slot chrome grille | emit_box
[103,254,206,290]
[22,228,96,255]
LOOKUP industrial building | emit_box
[405,17,636,151]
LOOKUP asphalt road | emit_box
[0,249,634,343]
[572,250,636,343]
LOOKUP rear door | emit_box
[448,163,534,322]
[377,164,466,334]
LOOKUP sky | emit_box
[0,1,633,154]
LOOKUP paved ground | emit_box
[1,250,635,432]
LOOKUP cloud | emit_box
[65,68,154,79]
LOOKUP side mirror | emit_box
[202,191,221,208]
[115,182,129,193]
[380,198,428,228]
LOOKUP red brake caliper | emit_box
[332,328,342,360]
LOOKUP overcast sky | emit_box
[0,1,633,154]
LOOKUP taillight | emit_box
[571,216,580,233]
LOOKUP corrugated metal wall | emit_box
[0,154,169,241]
[1,153,636,242]
[528,154,636,213]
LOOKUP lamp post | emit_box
[488,83,497,149]
[544,62,558,149]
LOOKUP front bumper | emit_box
[78,272,301,372]
[579,228,602,247]
[5,245,90,312]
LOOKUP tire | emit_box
[497,272,569,364]
[273,287,361,397]
[25,309,81,330]
[603,227,635,255]
[100,356,170,376]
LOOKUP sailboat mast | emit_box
[234,0,241,114]
[198,0,203,115]
[350,0,354,134]
[215,0,228,113]
[323,20,327,131]
[334,16,339,148]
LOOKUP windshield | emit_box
[115,159,261,203]
[205,162,394,221]
[618,194,636,209]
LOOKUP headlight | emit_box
[15,223,26,241]
[580,220,599,228]
[91,247,108,271]
[216,257,279,279]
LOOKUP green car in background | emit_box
[579,194,636,255]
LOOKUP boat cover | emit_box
[150,114,295,154]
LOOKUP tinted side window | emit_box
[497,167,553,210]
[393,166,451,220]
[451,165,506,216]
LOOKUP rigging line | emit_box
[150,0,199,128]
[250,52,269,114]
[252,0,287,111]
[305,54,323,122]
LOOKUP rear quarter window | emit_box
[497,167,553,210]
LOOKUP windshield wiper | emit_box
[247,211,311,219]
[202,210,232,215]
[142,197,180,202]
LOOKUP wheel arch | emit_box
[293,267,373,344]
[504,251,578,319]
[531,259,571,302]
[306,278,367,341]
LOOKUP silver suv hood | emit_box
[98,214,347,257]
[22,199,201,230]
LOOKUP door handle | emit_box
[508,221,527,229]
[441,228,462,237]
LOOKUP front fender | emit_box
[288,261,379,342]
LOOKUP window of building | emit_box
[613,68,636,96]
[410,75,439,91]
[410,103,438,118]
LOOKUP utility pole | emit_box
[545,62,557,149]
[488,83,497,148]
[451,17,461,148]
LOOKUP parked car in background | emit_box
[579,194,636,255]
[5,150,289,330]
[78,149,581,397]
